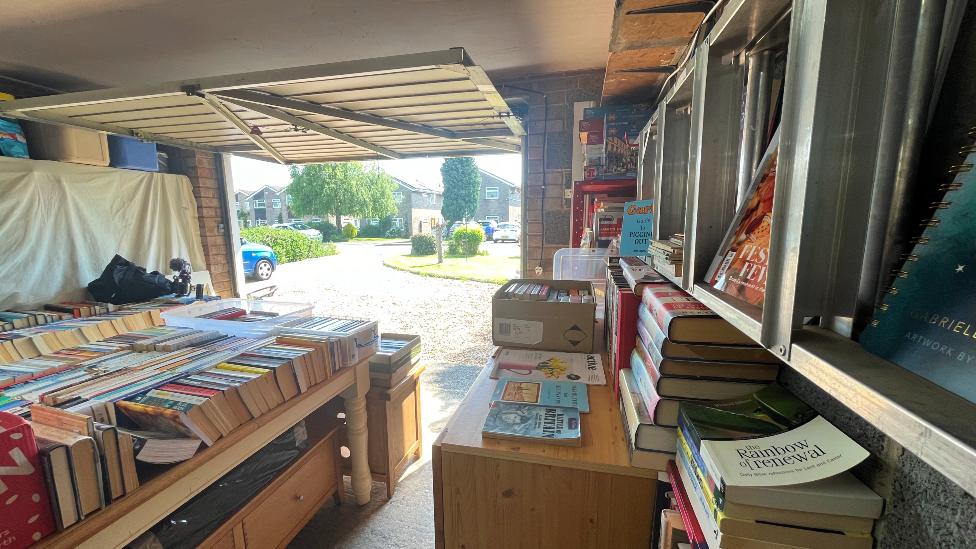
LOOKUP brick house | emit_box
[474,169,521,224]
[235,185,295,227]
[382,177,443,236]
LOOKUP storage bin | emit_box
[108,135,158,171]
[160,298,313,338]
[21,121,110,166]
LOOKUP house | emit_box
[235,185,295,226]
[474,169,521,224]
[384,177,444,236]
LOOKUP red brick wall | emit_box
[499,70,604,278]
[165,148,235,297]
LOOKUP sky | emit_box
[229,154,522,192]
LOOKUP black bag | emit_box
[87,254,176,305]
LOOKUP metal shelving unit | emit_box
[638,0,976,497]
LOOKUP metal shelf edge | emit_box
[691,283,763,344]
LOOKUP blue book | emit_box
[490,378,589,412]
[482,401,581,446]
[860,147,976,404]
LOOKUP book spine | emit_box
[677,409,726,508]
[666,460,709,549]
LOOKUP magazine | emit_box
[489,348,606,385]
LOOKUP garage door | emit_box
[0,48,523,163]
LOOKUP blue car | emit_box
[240,238,277,280]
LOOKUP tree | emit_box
[441,157,481,227]
[276,212,284,224]
[287,162,397,225]
[236,209,249,228]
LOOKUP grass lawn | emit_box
[345,237,408,243]
[383,253,519,284]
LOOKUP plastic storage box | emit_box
[553,248,610,281]
[108,135,159,171]
[160,299,313,338]
[21,121,110,166]
[278,316,380,369]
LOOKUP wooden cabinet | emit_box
[365,362,424,498]
[200,430,342,549]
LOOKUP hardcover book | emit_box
[707,130,780,308]
[860,146,976,404]
[641,285,753,345]
[491,378,590,413]
[481,401,581,447]
[0,413,56,547]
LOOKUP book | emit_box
[632,348,769,400]
[618,369,675,469]
[637,315,776,363]
[642,285,753,345]
[31,423,104,519]
[92,423,125,501]
[488,348,606,385]
[35,438,78,531]
[491,378,589,413]
[667,460,708,549]
[678,385,881,518]
[116,395,220,446]
[0,413,56,546]
[481,401,581,447]
[117,431,140,494]
[859,143,976,403]
[635,332,779,382]
[707,129,779,307]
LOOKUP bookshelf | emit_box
[34,358,371,549]
[432,359,657,549]
[639,0,976,497]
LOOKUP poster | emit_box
[620,200,654,256]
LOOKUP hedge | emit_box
[450,226,484,257]
[342,223,358,239]
[411,233,437,256]
[240,227,337,263]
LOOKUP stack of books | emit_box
[369,333,422,388]
[482,348,605,447]
[279,316,379,369]
[619,282,780,469]
[498,281,594,303]
[604,257,642,397]
[672,385,884,548]
[649,234,684,279]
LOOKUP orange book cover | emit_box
[708,130,779,307]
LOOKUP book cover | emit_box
[707,130,780,307]
[491,378,590,413]
[489,349,606,385]
[860,147,976,404]
[481,401,581,446]
[679,385,870,491]
[641,285,752,345]
[0,413,56,547]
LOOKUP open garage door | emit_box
[0,48,523,164]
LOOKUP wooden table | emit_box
[36,358,372,549]
[432,361,658,549]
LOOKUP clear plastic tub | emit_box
[553,248,610,280]
[160,299,312,338]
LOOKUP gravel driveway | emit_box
[248,241,507,548]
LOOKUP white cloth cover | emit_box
[0,157,207,309]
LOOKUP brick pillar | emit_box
[500,70,604,279]
[165,148,235,297]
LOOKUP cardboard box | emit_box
[492,279,596,353]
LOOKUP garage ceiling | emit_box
[0,49,524,164]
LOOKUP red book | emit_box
[158,383,220,399]
[0,413,56,548]
[667,460,708,549]
[641,284,752,345]
[610,288,641,398]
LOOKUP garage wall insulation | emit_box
[0,157,207,309]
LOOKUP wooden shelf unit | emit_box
[35,359,371,549]
[433,361,657,549]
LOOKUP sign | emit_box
[620,199,654,256]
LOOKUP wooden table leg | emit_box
[343,360,372,505]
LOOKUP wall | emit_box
[165,148,235,297]
[500,69,604,277]
[475,171,520,223]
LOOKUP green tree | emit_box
[287,162,397,225]
[276,212,284,224]
[441,157,481,226]
[236,209,249,227]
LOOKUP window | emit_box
[254,199,266,208]
[272,198,281,208]
[286,195,293,205]
[235,200,240,209]
[368,219,380,226]
[486,215,500,222]
[244,201,250,209]
[392,218,403,229]
[392,191,403,203]
[257,219,267,226]
[485,187,499,199]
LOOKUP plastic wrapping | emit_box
[133,421,308,549]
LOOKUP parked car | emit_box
[241,238,278,280]
[443,220,482,238]
[271,222,321,240]
[477,220,498,241]
[493,222,521,243]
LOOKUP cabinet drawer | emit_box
[243,440,337,549]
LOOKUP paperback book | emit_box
[491,378,589,412]
[481,401,581,447]
[488,348,606,385]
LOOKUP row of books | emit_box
[0,309,73,331]
[497,281,595,303]
[196,306,280,323]
[650,233,684,279]
[368,333,422,389]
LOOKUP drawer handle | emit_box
[295,494,305,502]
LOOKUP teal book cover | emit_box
[482,401,581,446]
[490,378,590,412]
[860,148,976,404]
